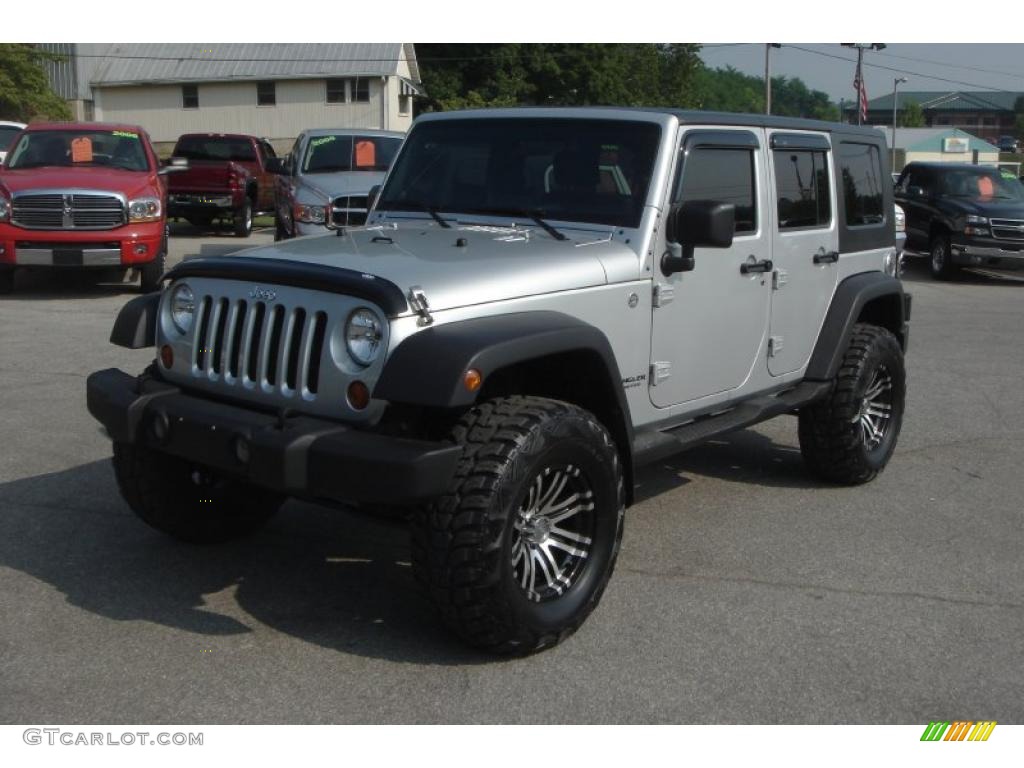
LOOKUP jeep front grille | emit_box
[11,192,125,230]
[331,195,369,227]
[989,218,1024,241]
[191,294,328,398]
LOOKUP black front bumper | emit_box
[86,368,462,505]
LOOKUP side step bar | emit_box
[632,381,832,468]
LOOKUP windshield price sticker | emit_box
[71,137,93,163]
[310,136,337,148]
[112,130,139,139]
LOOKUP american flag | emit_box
[853,61,868,123]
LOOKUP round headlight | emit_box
[170,283,195,334]
[345,308,383,366]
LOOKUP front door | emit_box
[649,129,773,408]
[766,132,839,376]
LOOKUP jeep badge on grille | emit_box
[249,287,277,302]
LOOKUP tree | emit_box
[414,44,703,113]
[0,44,71,122]
[898,99,925,128]
[1013,96,1024,140]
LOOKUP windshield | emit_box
[0,126,23,152]
[302,135,401,173]
[174,135,256,162]
[940,168,1024,201]
[376,118,662,229]
[6,129,150,171]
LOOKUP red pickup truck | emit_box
[167,133,278,237]
[0,122,178,293]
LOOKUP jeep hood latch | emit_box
[408,285,434,326]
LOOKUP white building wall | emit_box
[94,78,409,144]
[905,150,1001,165]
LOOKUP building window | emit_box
[257,81,276,107]
[326,79,346,104]
[399,94,412,116]
[182,84,198,109]
[676,147,757,234]
[352,77,370,103]
[773,149,831,229]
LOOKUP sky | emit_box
[699,44,1024,104]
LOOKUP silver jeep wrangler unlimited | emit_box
[87,108,910,655]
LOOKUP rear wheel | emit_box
[234,198,253,238]
[929,233,960,280]
[412,396,625,655]
[798,324,906,485]
[0,268,14,294]
[113,442,282,544]
[274,213,290,241]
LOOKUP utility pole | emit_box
[765,44,781,115]
[842,43,887,125]
[892,76,907,174]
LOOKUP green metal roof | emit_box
[867,90,1023,113]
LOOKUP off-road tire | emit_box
[234,198,253,238]
[411,396,625,656]
[274,214,290,242]
[112,442,282,544]
[929,233,959,280]
[798,324,906,485]
[139,233,167,293]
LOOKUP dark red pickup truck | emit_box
[0,122,179,293]
[167,133,278,237]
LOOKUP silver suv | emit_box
[88,108,910,656]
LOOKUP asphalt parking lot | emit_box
[0,229,1022,724]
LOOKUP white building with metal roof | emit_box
[41,43,421,150]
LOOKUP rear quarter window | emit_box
[835,138,893,253]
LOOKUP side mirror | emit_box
[662,200,735,276]
[366,184,381,212]
[157,157,188,175]
[265,157,287,175]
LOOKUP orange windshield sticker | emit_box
[354,140,376,168]
[71,137,93,163]
[978,176,994,198]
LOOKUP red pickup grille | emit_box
[192,295,328,397]
[11,193,125,230]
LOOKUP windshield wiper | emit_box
[385,200,451,229]
[502,209,568,241]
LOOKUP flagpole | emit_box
[842,43,887,125]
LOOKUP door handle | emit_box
[813,249,840,264]
[740,259,773,275]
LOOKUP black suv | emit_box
[896,161,1024,279]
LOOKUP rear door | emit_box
[766,132,839,376]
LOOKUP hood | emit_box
[944,196,1024,219]
[294,171,387,201]
[0,166,155,198]
[235,221,641,313]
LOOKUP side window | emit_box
[676,147,757,234]
[838,142,885,227]
[773,149,831,229]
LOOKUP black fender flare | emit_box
[805,272,910,381]
[110,293,160,349]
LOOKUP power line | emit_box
[785,44,1008,93]
[873,49,1024,83]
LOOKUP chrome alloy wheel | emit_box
[852,365,894,450]
[511,464,596,603]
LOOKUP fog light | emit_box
[464,368,483,392]
[233,436,251,464]
[347,380,370,410]
[134,244,148,255]
[160,344,174,368]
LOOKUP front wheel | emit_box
[113,442,282,544]
[412,396,625,656]
[930,233,960,280]
[798,323,906,485]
